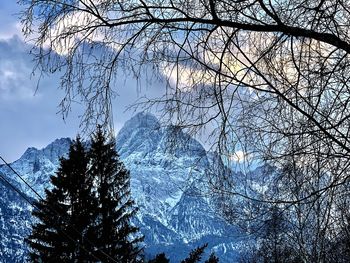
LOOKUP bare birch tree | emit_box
[20,1,350,259]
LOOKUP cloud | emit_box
[159,28,250,91]
[0,35,165,162]
[0,22,23,41]
[229,150,251,163]
[161,62,215,90]
[0,36,81,162]
[0,2,165,163]
[44,2,121,56]
[0,36,39,101]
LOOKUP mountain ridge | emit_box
[0,113,246,262]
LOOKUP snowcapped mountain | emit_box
[0,138,72,262]
[0,175,32,262]
[0,112,247,262]
[0,138,71,198]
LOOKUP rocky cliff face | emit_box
[0,113,247,262]
[0,138,72,262]
[0,175,32,262]
[0,138,71,198]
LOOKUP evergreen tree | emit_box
[88,127,143,262]
[181,244,208,263]
[27,137,98,262]
[148,253,170,263]
[27,130,143,262]
[205,253,219,263]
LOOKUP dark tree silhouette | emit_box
[27,130,143,262]
[181,243,208,263]
[26,137,97,262]
[148,253,170,263]
[88,127,143,262]
[205,253,219,263]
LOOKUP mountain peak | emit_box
[0,116,243,262]
[20,147,39,160]
[46,137,71,146]
[42,138,71,163]
[125,112,161,130]
[116,112,161,157]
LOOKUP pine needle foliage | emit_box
[27,130,143,262]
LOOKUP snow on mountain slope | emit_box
[117,113,244,260]
[0,138,71,198]
[0,173,32,262]
[0,113,246,262]
[117,113,208,227]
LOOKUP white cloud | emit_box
[0,71,37,101]
[229,150,250,163]
[0,38,39,101]
[161,62,215,90]
[45,4,121,56]
[0,22,23,41]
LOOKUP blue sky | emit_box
[0,1,163,162]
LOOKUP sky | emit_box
[0,1,164,162]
